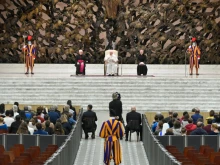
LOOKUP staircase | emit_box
[0,77,220,112]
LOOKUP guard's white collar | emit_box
[110,117,115,119]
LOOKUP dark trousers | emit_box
[82,124,96,137]
[125,125,142,141]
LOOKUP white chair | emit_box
[104,50,119,76]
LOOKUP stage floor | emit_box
[0,64,220,78]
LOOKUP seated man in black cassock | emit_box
[125,106,142,141]
[75,50,86,75]
[137,49,148,76]
[82,104,97,139]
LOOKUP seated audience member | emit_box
[185,118,197,133]
[0,117,7,132]
[165,128,174,135]
[48,106,60,125]
[151,115,159,132]
[154,121,163,136]
[0,103,5,117]
[159,123,170,136]
[209,123,219,135]
[164,111,173,123]
[25,119,34,135]
[10,115,22,133]
[206,110,215,122]
[60,114,72,135]
[29,117,38,130]
[36,107,44,123]
[68,113,76,126]
[42,115,54,130]
[3,110,14,127]
[24,106,33,120]
[181,113,189,128]
[203,119,213,134]
[191,107,203,124]
[54,105,61,117]
[17,122,30,134]
[67,100,76,120]
[14,102,21,113]
[181,127,187,136]
[34,123,48,135]
[173,120,182,136]
[20,110,27,121]
[12,105,19,118]
[180,111,189,122]
[82,104,97,139]
[42,106,48,115]
[213,113,220,129]
[172,112,179,121]
[44,121,54,135]
[125,106,142,141]
[190,121,208,135]
[54,122,65,135]
[168,118,176,128]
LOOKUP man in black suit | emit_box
[109,93,123,122]
[125,106,142,141]
[82,104,97,139]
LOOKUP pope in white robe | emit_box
[104,51,118,76]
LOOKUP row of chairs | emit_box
[166,145,220,165]
[0,144,58,165]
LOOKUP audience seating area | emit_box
[146,111,215,126]
[4,104,81,115]
[166,145,220,165]
[0,144,58,165]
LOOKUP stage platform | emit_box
[0,64,220,78]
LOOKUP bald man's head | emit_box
[131,106,136,111]
[79,50,83,55]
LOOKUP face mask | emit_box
[192,42,196,46]
[28,41,32,45]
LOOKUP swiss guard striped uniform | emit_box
[99,117,124,165]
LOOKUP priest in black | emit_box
[137,50,148,76]
[75,50,86,75]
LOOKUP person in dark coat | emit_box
[125,106,142,141]
[75,50,86,75]
[137,49,148,76]
[190,121,208,135]
[10,115,22,134]
[109,93,123,122]
[82,104,98,139]
[48,106,60,125]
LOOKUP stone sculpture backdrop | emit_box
[0,0,219,64]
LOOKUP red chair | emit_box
[209,152,220,163]
[184,147,195,157]
[0,129,7,134]
[213,155,220,164]
[14,144,25,153]
[200,145,211,154]
[10,146,21,157]
[203,148,215,157]
[4,151,15,163]
[47,145,58,150]
[0,154,11,165]
[0,145,5,154]
[186,149,198,161]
